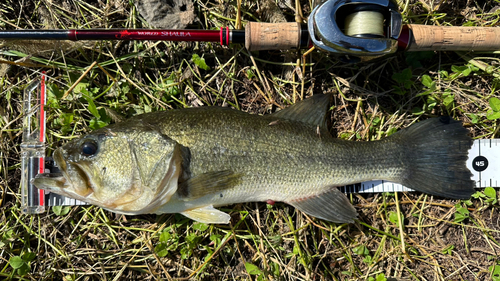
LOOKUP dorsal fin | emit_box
[270,94,331,130]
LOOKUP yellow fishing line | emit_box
[345,11,384,37]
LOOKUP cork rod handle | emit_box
[245,22,302,51]
[406,24,500,52]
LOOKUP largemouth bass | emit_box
[34,95,474,224]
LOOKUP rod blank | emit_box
[0,28,244,46]
[0,30,72,40]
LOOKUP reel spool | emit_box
[343,5,386,38]
[309,0,403,61]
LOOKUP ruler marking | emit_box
[479,139,482,185]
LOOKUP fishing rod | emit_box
[2,0,500,61]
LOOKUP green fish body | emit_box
[34,95,474,223]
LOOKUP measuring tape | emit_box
[467,139,500,188]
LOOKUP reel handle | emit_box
[245,22,308,51]
[405,24,500,52]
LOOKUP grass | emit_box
[1,0,500,280]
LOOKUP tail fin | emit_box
[391,117,474,199]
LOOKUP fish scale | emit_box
[145,108,362,199]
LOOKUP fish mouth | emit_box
[33,149,68,192]
[33,148,93,198]
[33,172,67,191]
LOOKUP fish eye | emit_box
[81,140,98,156]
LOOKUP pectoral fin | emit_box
[288,187,357,223]
[178,170,242,200]
[181,206,231,224]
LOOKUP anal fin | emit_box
[181,205,231,224]
[288,187,357,223]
